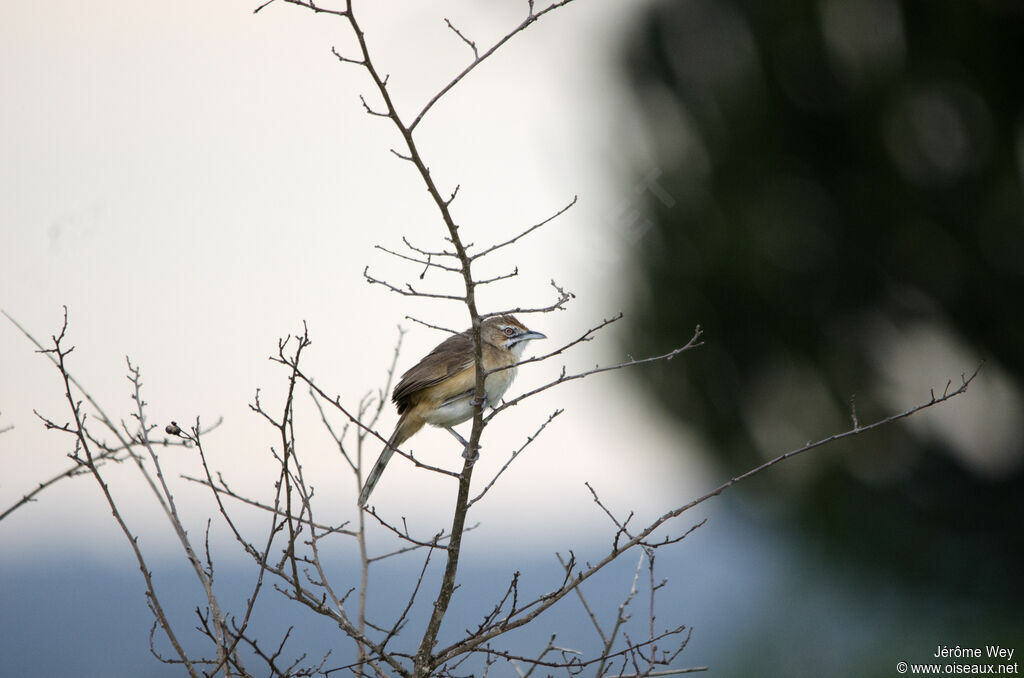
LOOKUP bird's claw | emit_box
[446,426,481,461]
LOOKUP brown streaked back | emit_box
[392,331,474,413]
[391,315,528,413]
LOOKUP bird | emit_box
[358,314,546,506]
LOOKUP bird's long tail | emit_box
[358,414,418,506]
[358,444,394,507]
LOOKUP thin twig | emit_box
[375,244,462,273]
[34,309,200,677]
[409,0,580,132]
[403,315,459,335]
[482,280,576,319]
[364,266,467,301]
[484,313,624,377]
[470,196,577,260]
[468,409,563,506]
[444,18,478,59]
[486,326,704,420]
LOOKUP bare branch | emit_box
[124,362,240,673]
[275,0,349,18]
[433,368,979,664]
[445,184,461,206]
[2,461,93,522]
[459,627,701,674]
[375,244,462,273]
[468,409,563,506]
[363,507,450,551]
[364,266,466,301]
[360,93,389,117]
[483,279,576,319]
[679,365,983,508]
[330,44,364,65]
[252,0,277,14]
[556,552,608,647]
[3,308,148,453]
[487,326,704,420]
[34,313,199,676]
[444,18,478,59]
[470,196,577,261]
[180,473,355,537]
[403,315,459,335]
[390,147,414,162]
[378,534,441,652]
[485,313,623,378]
[475,266,519,286]
[2,413,220,521]
[409,0,580,132]
[402,236,460,259]
[367,522,480,564]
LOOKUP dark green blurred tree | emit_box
[621,0,1023,612]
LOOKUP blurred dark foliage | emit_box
[621,0,1024,612]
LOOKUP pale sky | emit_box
[1,0,715,564]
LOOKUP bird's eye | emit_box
[503,327,516,337]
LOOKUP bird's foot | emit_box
[445,427,480,461]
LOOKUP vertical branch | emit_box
[647,551,658,675]
[414,455,475,675]
[38,312,199,677]
[126,360,239,674]
[277,329,311,597]
[338,7,488,672]
[184,419,287,678]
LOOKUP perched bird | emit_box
[358,314,545,506]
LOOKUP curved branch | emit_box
[409,1,580,132]
[434,367,980,662]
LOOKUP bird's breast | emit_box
[484,365,516,404]
[419,365,517,428]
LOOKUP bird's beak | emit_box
[521,331,546,342]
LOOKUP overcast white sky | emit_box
[1,0,717,564]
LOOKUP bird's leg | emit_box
[445,426,481,461]
[450,393,490,461]
[445,426,470,447]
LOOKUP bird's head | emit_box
[482,314,546,357]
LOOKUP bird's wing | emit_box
[392,330,475,411]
